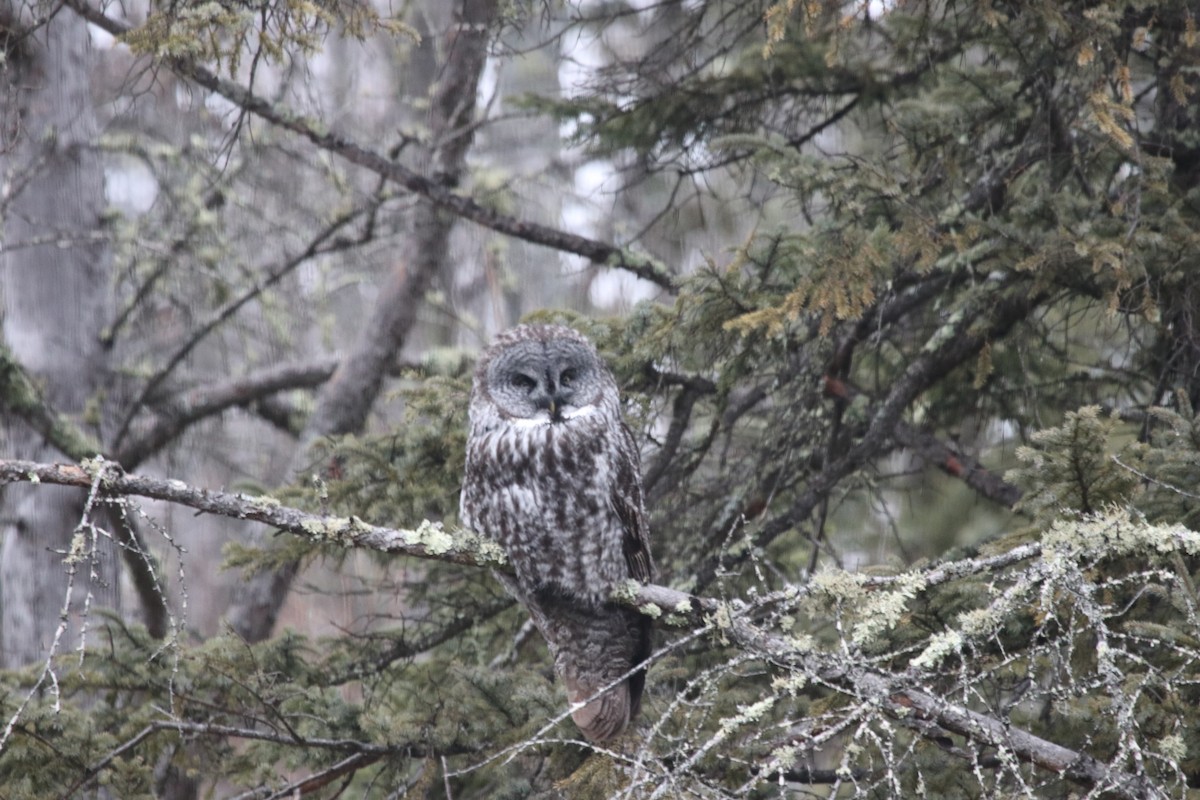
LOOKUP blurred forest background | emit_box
[3,0,1200,797]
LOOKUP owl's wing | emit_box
[612,422,654,583]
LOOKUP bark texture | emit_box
[0,8,118,667]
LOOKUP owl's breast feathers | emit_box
[463,411,648,604]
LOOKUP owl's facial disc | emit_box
[488,340,600,425]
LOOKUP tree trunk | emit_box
[224,0,500,642]
[0,8,118,667]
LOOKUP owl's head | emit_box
[471,324,617,426]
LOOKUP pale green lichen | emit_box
[718,696,776,736]
[850,572,927,646]
[714,603,734,630]
[610,579,641,604]
[404,519,455,555]
[472,535,507,565]
[911,630,964,670]
[787,633,815,653]
[639,603,662,619]
[674,599,694,615]
[300,517,349,541]
[300,518,327,536]
[63,529,89,565]
[1157,733,1187,762]
[957,606,1003,637]
[28,472,39,484]
[80,456,113,482]
[810,570,870,601]
[1042,506,1200,559]
[771,671,809,695]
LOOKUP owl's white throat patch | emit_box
[510,404,597,428]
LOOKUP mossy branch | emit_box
[0,343,103,461]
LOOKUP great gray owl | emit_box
[460,323,654,742]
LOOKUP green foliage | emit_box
[122,0,418,75]
[1010,406,1143,518]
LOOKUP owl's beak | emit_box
[533,391,563,422]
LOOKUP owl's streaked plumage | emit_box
[460,324,654,742]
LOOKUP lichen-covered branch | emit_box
[0,457,505,568]
[0,456,1158,797]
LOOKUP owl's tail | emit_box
[558,605,652,742]
[506,580,652,743]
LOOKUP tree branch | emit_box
[110,206,363,451]
[61,0,675,291]
[0,456,1157,796]
[733,281,1048,579]
[892,421,1024,509]
[0,457,504,569]
[116,357,339,469]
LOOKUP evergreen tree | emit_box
[2,0,1200,797]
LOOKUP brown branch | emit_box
[110,207,362,451]
[820,376,1024,511]
[711,280,1048,587]
[247,751,384,800]
[116,358,339,469]
[892,421,1025,509]
[61,0,675,291]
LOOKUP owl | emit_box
[460,323,654,742]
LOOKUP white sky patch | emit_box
[589,269,660,309]
[87,23,116,49]
[105,156,158,215]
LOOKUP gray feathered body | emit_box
[460,324,653,742]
